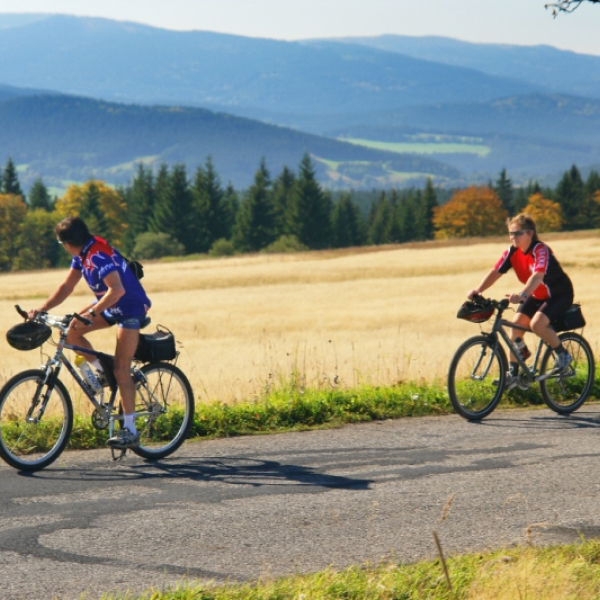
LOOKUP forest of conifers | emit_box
[0,153,599,272]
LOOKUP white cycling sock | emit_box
[123,414,137,434]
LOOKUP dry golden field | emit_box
[1,230,598,407]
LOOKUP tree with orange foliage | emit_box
[54,180,127,246]
[523,193,562,232]
[433,186,508,239]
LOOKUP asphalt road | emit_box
[2,406,600,600]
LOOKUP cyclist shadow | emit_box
[469,409,600,431]
[23,454,373,491]
[131,456,373,490]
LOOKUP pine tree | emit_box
[191,157,228,252]
[149,164,195,252]
[331,193,366,248]
[222,183,239,239]
[368,193,393,245]
[122,164,155,255]
[419,178,438,240]
[148,164,172,235]
[288,154,332,250]
[272,166,296,237]
[79,181,109,240]
[28,178,53,211]
[232,159,277,252]
[2,157,23,197]
[495,168,513,213]
[396,193,416,242]
[555,165,585,229]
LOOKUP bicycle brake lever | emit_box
[74,313,93,327]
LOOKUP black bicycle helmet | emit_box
[457,300,494,323]
[6,322,52,351]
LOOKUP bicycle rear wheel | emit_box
[0,369,73,471]
[539,331,595,414]
[131,362,195,459]
[448,336,507,420]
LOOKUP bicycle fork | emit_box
[26,368,58,423]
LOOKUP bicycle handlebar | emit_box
[470,295,510,310]
[14,305,93,329]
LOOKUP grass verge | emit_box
[65,373,600,450]
[95,539,600,600]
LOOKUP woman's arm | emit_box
[507,271,544,304]
[467,269,502,299]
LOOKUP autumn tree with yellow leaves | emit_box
[523,193,563,232]
[54,180,128,246]
[433,186,508,239]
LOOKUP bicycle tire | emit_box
[131,362,195,459]
[448,336,507,421]
[539,331,595,414]
[0,369,73,471]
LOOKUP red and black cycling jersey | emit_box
[494,240,572,300]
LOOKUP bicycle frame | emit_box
[36,317,145,439]
[481,302,565,387]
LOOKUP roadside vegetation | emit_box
[94,539,600,600]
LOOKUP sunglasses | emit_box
[508,230,531,237]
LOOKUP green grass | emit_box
[341,137,491,157]
[95,539,600,600]
[62,371,598,449]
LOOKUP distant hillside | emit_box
[0,94,460,190]
[0,14,540,114]
[333,35,600,100]
[330,94,600,178]
[1,14,600,186]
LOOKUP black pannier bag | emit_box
[134,326,177,362]
[553,303,586,332]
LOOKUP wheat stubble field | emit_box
[0,231,598,410]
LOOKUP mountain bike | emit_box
[448,296,595,421]
[0,306,195,471]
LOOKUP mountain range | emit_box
[0,13,599,190]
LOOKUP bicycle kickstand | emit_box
[110,447,128,462]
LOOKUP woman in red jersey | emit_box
[467,213,574,389]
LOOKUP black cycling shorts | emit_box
[517,287,574,324]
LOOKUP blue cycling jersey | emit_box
[71,237,151,318]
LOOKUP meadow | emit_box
[0,230,598,411]
[343,136,491,157]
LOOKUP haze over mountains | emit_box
[0,13,599,190]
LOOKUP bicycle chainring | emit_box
[517,372,532,390]
[91,407,110,430]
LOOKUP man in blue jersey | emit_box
[29,216,151,448]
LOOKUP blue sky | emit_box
[1,0,599,55]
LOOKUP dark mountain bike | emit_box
[448,296,594,421]
[0,306,195,471]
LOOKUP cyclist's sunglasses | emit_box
[508,230,531,237]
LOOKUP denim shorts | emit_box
[101,312,148,330]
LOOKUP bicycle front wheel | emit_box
[448,336,507,421]
[0,369,73,471]
[131,362,195,459]
[539,331,595,414]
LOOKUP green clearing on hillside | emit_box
[342,136,491,157]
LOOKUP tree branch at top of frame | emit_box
[545,0,600,16]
